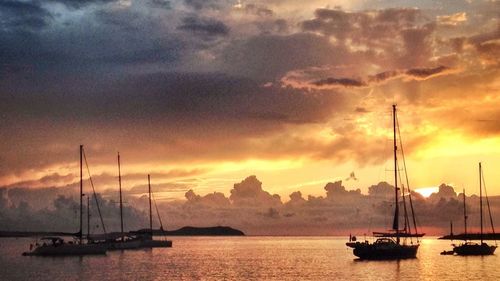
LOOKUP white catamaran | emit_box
[23,145,107,256]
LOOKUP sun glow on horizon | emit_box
[414,187,439,197]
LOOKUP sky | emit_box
[0,0,499,234]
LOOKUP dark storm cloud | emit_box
[0,71,342,177]
[178,16,230,38]
[183,0,225,10]
[48,0,118,9]
[0,0,51,30]
[0,3,184,80]
[218,32,349,81]
[149,0,171,9]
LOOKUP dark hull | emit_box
[453,244,497,256]
[347,242,419,260]
[141,239,173,248]
[22,243,106,256]
[104,239,142,250]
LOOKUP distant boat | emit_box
[22,145,107,256]
[139,174,173,248]
[450,163,497,256]
[346,105,424,260]
[102,152,143,250]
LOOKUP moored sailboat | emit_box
[346,105,424,260]
[139,174,173,248]
[22,145,107,256]
[103,152,143,250]
[451,163,497,256]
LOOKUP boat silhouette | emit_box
[443,163,497,256]
[139,174,173,248]
[22,146,107,256]
[346,105,424,260]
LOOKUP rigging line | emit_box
[82,148,107,235]
[396,113,420,241]
[151,191,165,232]
[481,167,496,244]
[397,160,410,232]
[397,160,412,243]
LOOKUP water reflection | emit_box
[1,237,499,281]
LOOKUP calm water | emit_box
[1,237,499,280]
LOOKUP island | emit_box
[0,226,245,238]
[439,233,500,240]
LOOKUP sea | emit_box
[1,237,499,280]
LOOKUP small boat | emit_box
[451,163,497,256]
[453,242,496,255]
[346,105,424,260]
[22,146,107,256]
[440,250,454,255]
[140,174,172,248]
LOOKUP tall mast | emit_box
[463,188,467,239]
[480,162,483,244]
[79,145,83,244]
[148,174,153,235]
[392,104,400,244]
[87,195,90,239]
[118,152,124,242]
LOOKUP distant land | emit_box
[439,233,500,240]
[0,226,245,238]
[134,226,245,236]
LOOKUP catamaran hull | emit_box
[22,244,106,256]
[454,244,497,256]
[141,239,172,248]
[347,243,419,260]
[106,240,143,250]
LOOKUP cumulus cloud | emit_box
[229,176,282,207]
[3,176,497,235]
[1,0,500,223]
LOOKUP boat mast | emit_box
[80,145,83,244]
[396,115,420,238]
[118,152,124,242]
[148,174,153,235]
[87,195,90,240]
[463,188,467,239]
[480,162,483,244]
[392,104,400,244]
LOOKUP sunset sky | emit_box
[1,0,499,204]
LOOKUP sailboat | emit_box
[451,163,497,256]
[22,145,107,256]
[139,174,173,248]
[346,105,424,260]
[103,152,143,250]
